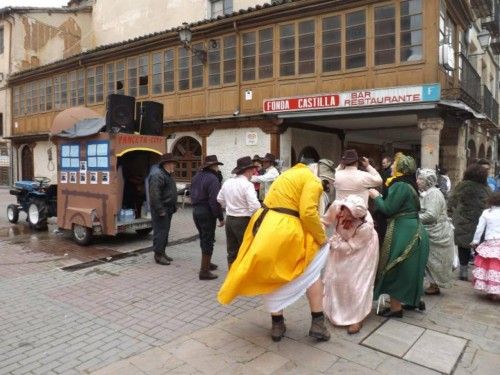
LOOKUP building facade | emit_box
[6,0,500,186]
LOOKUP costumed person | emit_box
[470,192,500,301]
[448,164,491,280]
[304,158,335,215]
[190,155,225,280]
[251,155,263,198]
[148,153,178,265]
[218,161,330,342]
[321,195,379,334]
[416,169,455,295]
[334,149,382,205]
[368,153,429,317]
[251,153,280,200]
[217,156,261,268]
[379,156,393,185]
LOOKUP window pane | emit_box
[152,52,162,94]
[116,61,125,95]
[280,24,295,76]
[61,74,68,108]
[69,71,77,106]
[96,66,104,102]
[259,28,273,79]
[299,20,315,74]
[139,54,149,96]
[39,80,46,112]
[106,63,115,96]
[223,35,236,83]
[179,48,189,90]
[374,5,395,65]
[192,43,204,88]
[128,57,138,97]
[86,67,95,104]
[346,10,365,69]
[322,15,341,72]
[400,0,423,62]
[242,32,256,81]
[208,39,221,86]
[164,49,175,92]
[77,70,84,105]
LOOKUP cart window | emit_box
[60,144,80,171]
[87,141,110,170]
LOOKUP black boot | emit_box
[271,316,286,342]
[309,313,330,341]
[209,262,218,270]
[199,254,218,280]
[154,253,170,265]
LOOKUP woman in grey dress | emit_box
[416,169,455,295]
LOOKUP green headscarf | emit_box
[395,153,417,176]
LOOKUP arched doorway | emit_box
[172,136,202,181]
[486,146,492,161]
[21,145,34,181]
[478,144,486,159]
[298,146,320,163]
[467,140,476,165]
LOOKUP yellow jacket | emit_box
[218,164,326,304]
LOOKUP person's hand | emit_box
[217,219,225,227]
[470,242,478,249]
[360,157,370,168]
[368,188,381,199]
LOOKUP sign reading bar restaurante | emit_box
[262,84,441,113]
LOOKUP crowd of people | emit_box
[147,148,500,342]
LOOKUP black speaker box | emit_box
[137,101,164,136]
[106,94,136,134]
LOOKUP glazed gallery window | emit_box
[87,141,109,170]
[299,20,315,74]
[69,69,84,106]
[322,15,341,72]
[280,20,315,76]
[208,35,237,85]
[54,74,68,110]
[280,24,295,76]
[152,51,174,94]
[223,35,236,83]
[375,4,396,65]
[60,144,80,171]
[242,32,257,81]
[241,28,275,80]
[346,10,366,69]
[210,0,232,18]
[401,0,423,62]
[127,55,149,97]
[45,78,53,111]
[192,43,204,88]
[106,61,125,96]
[38,79,46,112]
[208,38,221,86]
[13,87,20,117]
[178,48,190,90]
[86,66,104,104]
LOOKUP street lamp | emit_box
[469,30,492,57]
[178,22,207,64]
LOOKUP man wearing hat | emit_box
[217,156,262,268]
[190,155,225,280]
[251,153,280,200]
[251,155,263,197]
[334,149,382,205]
[148,153,179,265]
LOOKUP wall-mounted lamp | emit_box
[469,30,492,57]
[178,22,209,64]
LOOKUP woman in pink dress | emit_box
[322,195,379,334]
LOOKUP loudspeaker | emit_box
[106,94,135,134]
[137,101,164,136]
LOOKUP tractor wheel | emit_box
[27,199,48,230]
[7,204,19,224]
[136,228,152,237]
[72,224,92,246]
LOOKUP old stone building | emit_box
[6,0,500,186]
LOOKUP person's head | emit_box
[463,163,488,185]
[201,155,223,173]
[381,156,393,169]
[392,152,417,177]
[261,153,276,169]
[158,153,177,173]
[488,192,500,207]
[252,155,262,169]
[477,158,492,175]
[340,149,359,167]
[416,168,437,192]
[232,156,258,179]
[439,167,448,175]
[339,195,367,220]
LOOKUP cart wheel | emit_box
[27,199,48,230]
[7,204,19,224]
[72,224,92,246]
[136,228,152,237]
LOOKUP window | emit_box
[87,141,109,170]
[172,136,202,181]
[39,80,46,112]
[280,24,295,76]
[178,47,190,90]
[69,70,84,106]
[45,78,53,111]
[223,35,236,83]
[322,15,341,72]
[298,20,315,74]
[242,32,256,81]
[13,86,20,117]
[401,0,423,62]
[164,49,175,92]
[210,0,232,18]
[20,85,26,115]
[375,4,396,65]
[54,74,68,110]
[138,55,149,96]
[0,28,4,54]
[152,52,162,94]
[86,66,104,104]
[106,61,125,96]
[346,10,366,69]
[192,43,204,88]
[60,144,80,171]
[86,67,96,104]
[259,28,273,79]
[208,38,221,86]
[127,57,138,97]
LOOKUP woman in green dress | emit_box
[368,153,429,317]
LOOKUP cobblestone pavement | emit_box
[0,184,499,374]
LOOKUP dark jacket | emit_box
[448,180,491,247]
[148,165,177,216]
[190,169,223,220]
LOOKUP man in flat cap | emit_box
[251,153,280,200]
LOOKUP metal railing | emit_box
[459,54,482,111]
[483,85,499,125]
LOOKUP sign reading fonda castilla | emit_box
[262,84,441,114]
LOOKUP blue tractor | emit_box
[7,177,57,230]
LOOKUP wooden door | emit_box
[21,146,34,181]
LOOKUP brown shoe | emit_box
[199,254,218,280]
[271,320,286,342]
[309,315,330,341]
[347,322,363,335]
[209,262,218,271]
[425,284,440,295]
[154,254,170,265]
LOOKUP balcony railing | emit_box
[471,0,494,18]
[481,2,500,36]
[459,54,482,111]
[483,85,499,125]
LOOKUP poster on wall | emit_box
[79,172,87,184]
[80,161,87,173]
[90,171,98,184]
[60,172,67,184]
[246,132,258,146]
[101,171,110,184]
[69,172,77,184]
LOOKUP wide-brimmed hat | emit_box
[202,155,224,168]
[159,153,178,166]
[340,149,359,165]
[252,154,262,162]
[340,195,367,219]
[232,156,258,175]
[262,153,276,163]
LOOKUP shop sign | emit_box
[262,83,441,113]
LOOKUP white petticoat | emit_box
[262,243,330,313]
